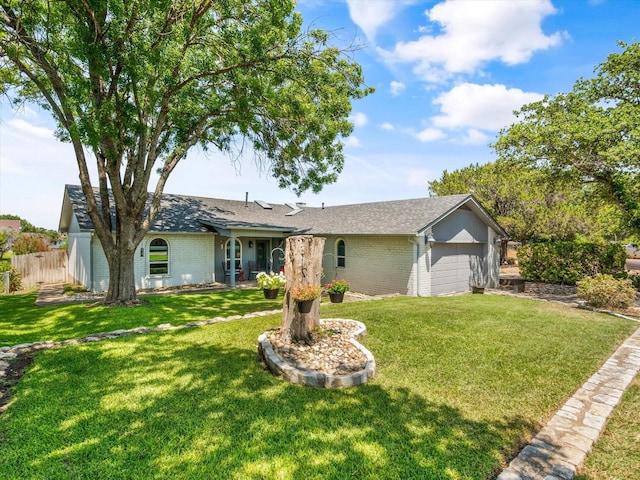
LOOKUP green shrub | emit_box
[0,266,22,293]
[577,274,637,309]
[12,233,49,255]
[518,242,627,285]
[629,273,640,291]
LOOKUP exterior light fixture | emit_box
[425,233,436,247]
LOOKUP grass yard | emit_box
[0,294,638,479]
[0,289,282,346]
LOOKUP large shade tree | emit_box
[0,0,371,304]
[494,41,640,236]
[428,161,625,243]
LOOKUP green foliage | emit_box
[0,0,370,303]
[256,271,286,289]
[628,273,640,291]
[577,274,637,309]
[0,214,62,244]
[428,161,625,242]
[290,284,322,301]
[517,242,627,285]
[0,265,22,293]
[11,234,49,256]
[0,231,9,259]
[324,279,350,294]
[494,41,640,235]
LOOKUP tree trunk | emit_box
[98,214,144,306]
[281,235,325,342]
[104,245,138,305]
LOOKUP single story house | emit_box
[59,184,506,296]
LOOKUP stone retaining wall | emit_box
[524,282,577,296]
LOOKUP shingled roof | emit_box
[60,184,504,236]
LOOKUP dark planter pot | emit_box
[296,299,314,313]
[472,286,485,294]
[263,288,279,299]
[329,292,345,303]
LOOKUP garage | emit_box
[431,243,485,296]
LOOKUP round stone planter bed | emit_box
[258,318,376,388]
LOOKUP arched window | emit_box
[336,239,346,268]
[149,238,169,275]
[225,239,242,270]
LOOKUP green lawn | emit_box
[0,294,638,479]
[0,289,282,346]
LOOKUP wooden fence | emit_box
[11,250,68,288]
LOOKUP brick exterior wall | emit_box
[322,235,415,296]
[89,233,217,292]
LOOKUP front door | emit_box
[256,240,270,272]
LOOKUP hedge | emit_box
[517,242,627,285]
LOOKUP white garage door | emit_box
[431,243,485,296]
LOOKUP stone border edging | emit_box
[258,318,376,388]
[497,325,640,480]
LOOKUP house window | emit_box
[149,238,169,275]
[336,239,346,268]
[225,239,242,270]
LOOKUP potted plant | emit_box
[324,279,350,303]
[289,284,323,313]
[256,271,286,299]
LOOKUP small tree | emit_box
[0,230,16,259]
[12,234,50,256]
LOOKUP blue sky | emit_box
[1,0,638,230]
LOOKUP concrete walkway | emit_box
[34,283,67,306]
[31,283,640,479]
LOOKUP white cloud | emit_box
[344,135,361,147]
[390,80,405,96]
[432,83,544,131]
[345,0,414,40]
[6,118,56,140]
[379,122,395,131]
[349,112,368,127]
[406,168,431,187]
[412,127,446,142]
[381,0,565,81]
[460,128,490,146]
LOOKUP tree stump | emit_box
[281,235,325,342]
